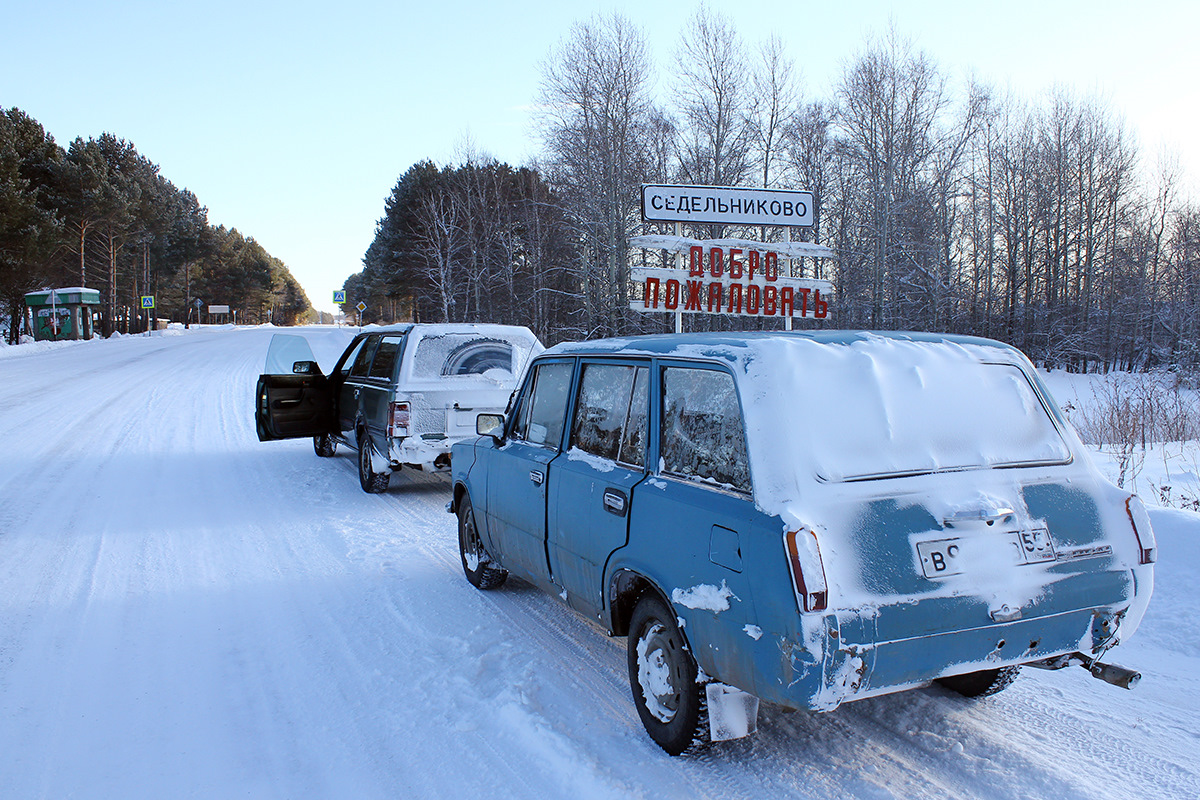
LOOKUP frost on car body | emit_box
[449,331,1154,752]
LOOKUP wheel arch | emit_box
[608,568,674,638]
[450,481,469,515]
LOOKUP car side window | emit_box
[511,362,573,449]
[660,366,751,492]
[336,338,367,377]
[349,336,379,378]
[621,367,649,468]
[569,363,648,468]
[368,335,403,381]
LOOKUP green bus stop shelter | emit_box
[24,287,101,341]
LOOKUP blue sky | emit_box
[3,0,1196,313]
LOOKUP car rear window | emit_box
[805,360,1071,481]
[410,334,517,378]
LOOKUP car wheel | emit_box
[457,496,507,590]
[357,432,390,493]
[936,665,1021,698]
[627,594,709,756]
[313,432,337,457]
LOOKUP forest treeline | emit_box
[350,11,1199,371]
[0,107,310,343]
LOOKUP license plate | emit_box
[1013,527,1057,564]
[917,528,1056,579]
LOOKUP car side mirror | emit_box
[293,360,319,375]
[476,413,505,441]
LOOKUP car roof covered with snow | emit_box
[542,329,1028,362]
[542,330,1078,521]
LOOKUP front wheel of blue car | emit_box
[627,594,709,756]
[458,497,507,590]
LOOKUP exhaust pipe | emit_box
[1077,654,1141,689]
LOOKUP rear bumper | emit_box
[762,600,1135,712]
[387,435,456,471]
[856,606,1110,695]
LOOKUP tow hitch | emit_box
[1029,652,1141,689]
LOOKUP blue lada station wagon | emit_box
[449,331,1156,755]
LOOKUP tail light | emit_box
[784,528,828,612]
[388,401,410,438]
[1125,495,1157,564]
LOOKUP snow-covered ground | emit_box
[1,326,1197,799]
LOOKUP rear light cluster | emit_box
[388,401,410,438]
[784,528,828,612]
[1125,495,1158,565]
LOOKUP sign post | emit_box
[141,295,155,334]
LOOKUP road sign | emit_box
[194,298,203,308]
[141,296,155,309]
[641,184,814,227]
[333,290,346,303]
[355,301,366,312]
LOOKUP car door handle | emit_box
[603,488,627,517]
[274,398,301,408]
[353,388,361,399]
[529,470,544,486]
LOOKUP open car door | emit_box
[255,334,335,441]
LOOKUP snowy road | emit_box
[1,327,1198,799]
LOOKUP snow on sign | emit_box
[630,245,833,319]
[642,183,814,227]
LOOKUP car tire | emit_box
[936,665,1021,698]
[627,594,709,756]
[458,496,507,590]
[313,432,337,457]
[357,432,390,493]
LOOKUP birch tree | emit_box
[539,12,657,337]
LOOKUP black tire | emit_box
[313,432,337,457]
[936,665,1021,698]
[458,497,507,590]
[357,432,390,493]
[627,594,709,756]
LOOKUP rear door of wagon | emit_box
[547,359,650,618]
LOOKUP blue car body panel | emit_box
[451,331,1154,713]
